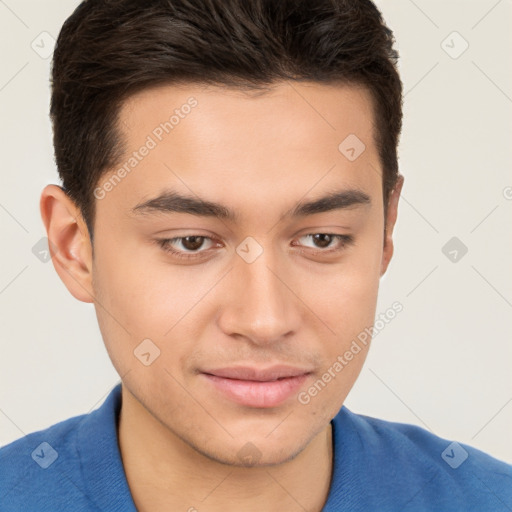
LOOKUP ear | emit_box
[380,174,404,276]
[39,184,94,303]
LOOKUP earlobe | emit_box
[39,184,95,303]
[380,174,404,276]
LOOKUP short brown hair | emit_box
[50,0,402,241]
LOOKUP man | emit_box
[1,0,511,511]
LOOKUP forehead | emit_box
[98,81,382,223]
[119,81,377,153]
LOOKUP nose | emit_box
[216,244,302,347]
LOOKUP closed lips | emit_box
[202,365,312,381]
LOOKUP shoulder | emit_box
[0,412,98,511]
[343,408,512,472]
[331,407,512,511]
[0,384,130,512]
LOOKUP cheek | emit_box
[297,261,381,416]
[93,231,192,332]
[307,231,383,328]
[92,234,224,379]
[308,228,383,372]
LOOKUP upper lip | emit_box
[202,365,312,382]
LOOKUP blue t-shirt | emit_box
[1,383,511,511]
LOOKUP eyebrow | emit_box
[130,188,371,222]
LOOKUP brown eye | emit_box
[295,234,353,253]
[155,235,216,260]
[309,234,335,249]
[180,236,206,251]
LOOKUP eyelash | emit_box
[155,233,353,261]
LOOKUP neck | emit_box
[118,385,333,512]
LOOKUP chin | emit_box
[202,440,306,468]
[184,422,320,469]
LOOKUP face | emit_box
[43,81,402,467]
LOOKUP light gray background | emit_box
[1,1,511,463]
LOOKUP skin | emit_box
[40,81,403,512]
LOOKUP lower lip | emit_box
[202,373,309,408]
